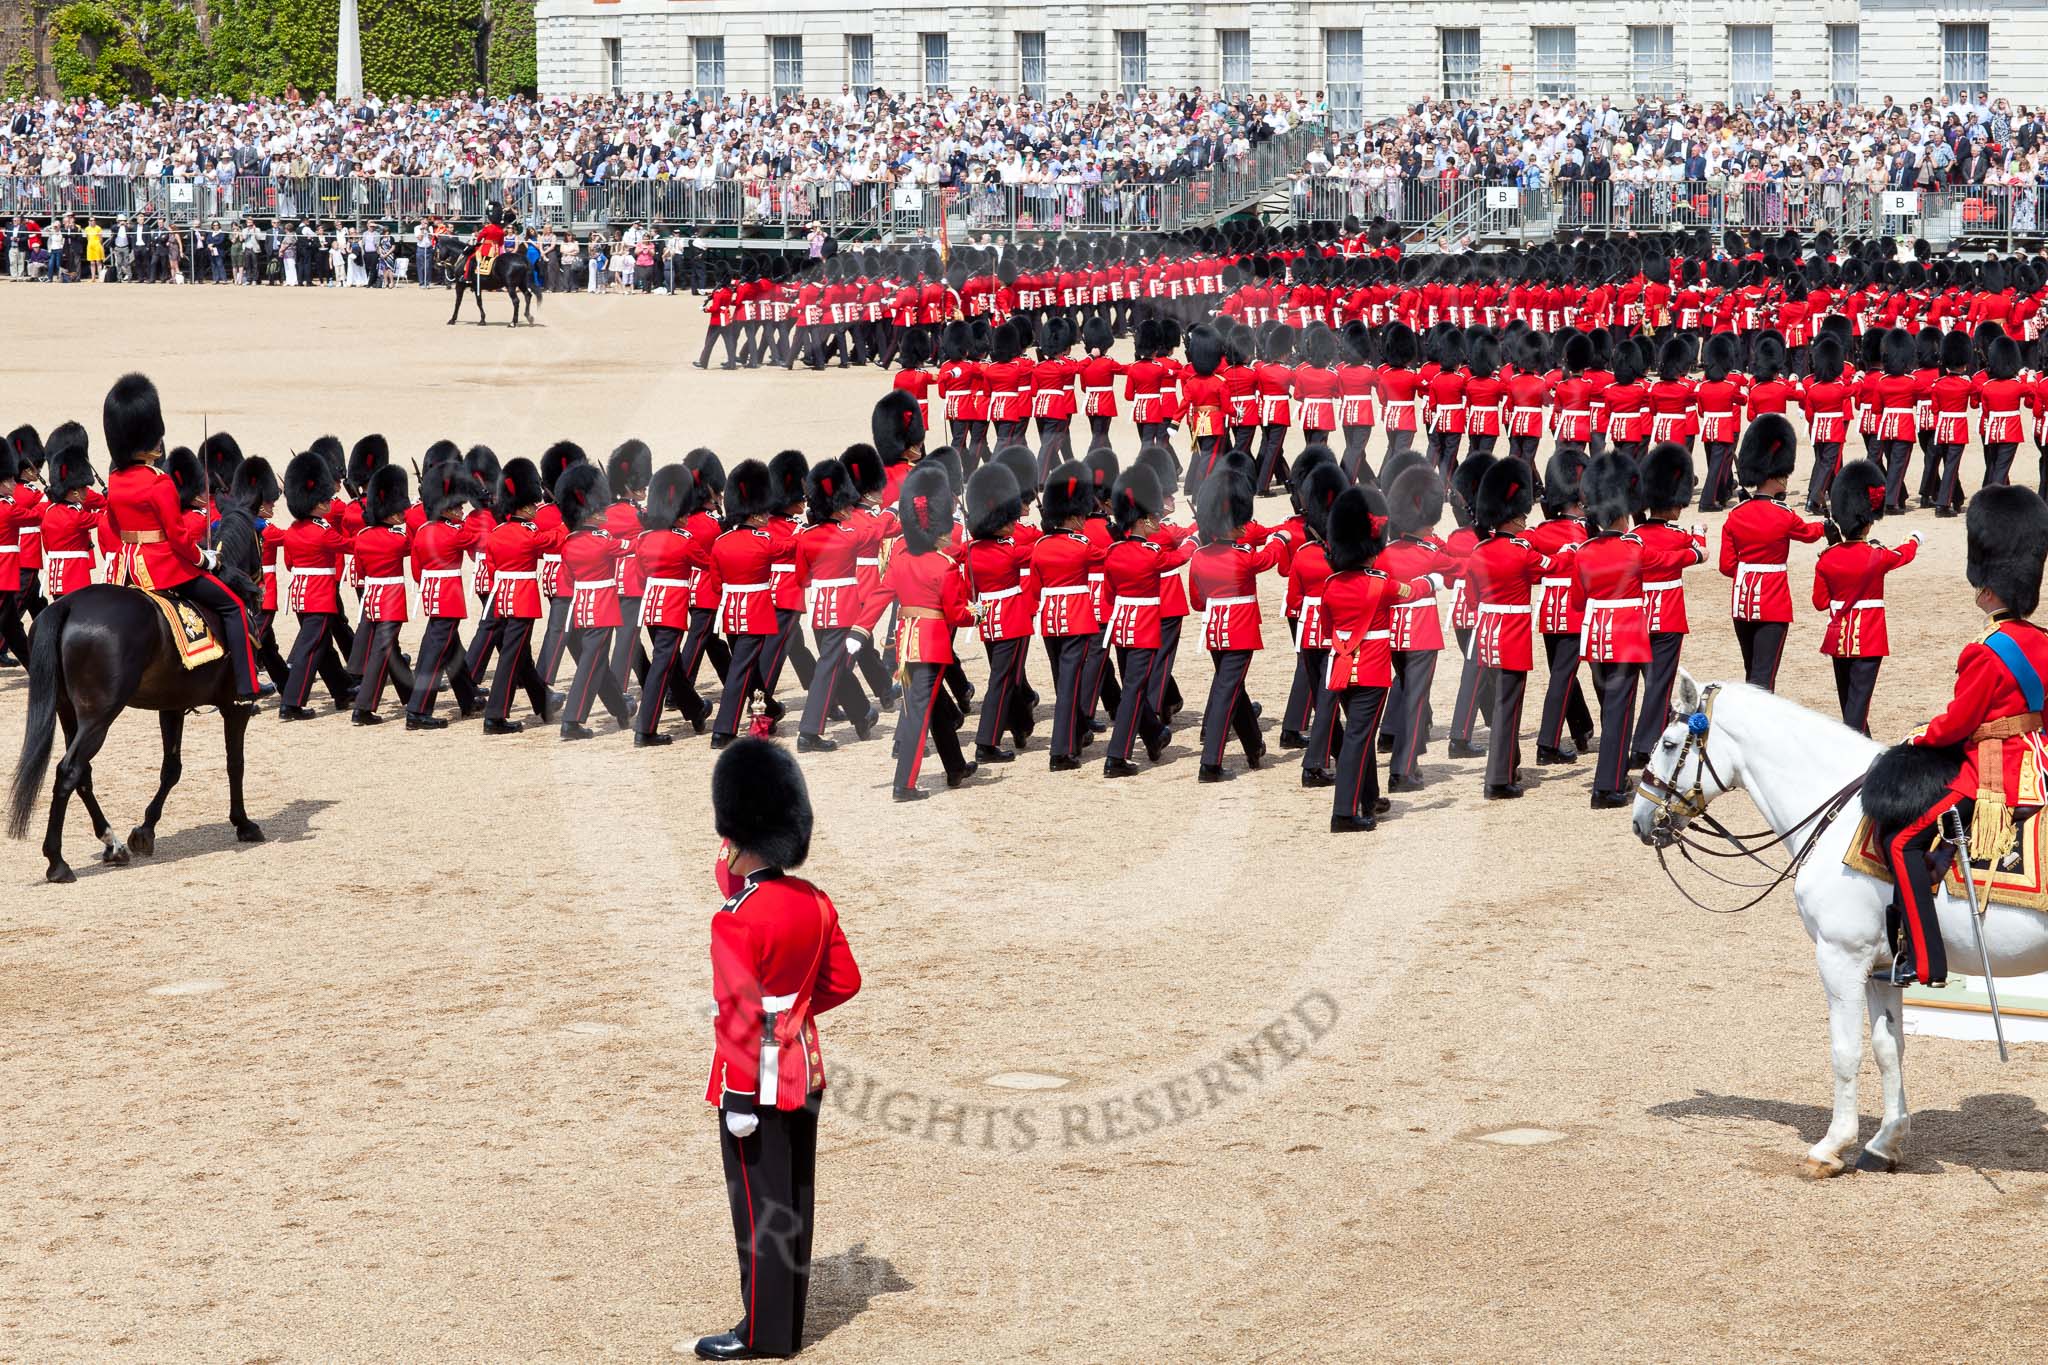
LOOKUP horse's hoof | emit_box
[101,843,129,865]
[1800,1157,1846,1180]
[1853,1148,1899,1174]
[47,862,75,884]
[127,827,154,856]
[236,822,266,844]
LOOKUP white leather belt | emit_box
[1987,409,2022,421]
[1204,595,1255,611]
[855,556,880,567]
[364,576,406,587]
[1643,579,1681,592]
[421,568,461,579]
[642,576,691,590]
[771,562,795,573]
[293,567,336,576]
[1479,603,1530,615]
[1362,630,1391,641]
[1540,576,1570,588]
[809,576,857,589]
[1112,595,1160,607]
[1040,585,1090,596]
[978,585,1022,601]
[1585,597,1643,610]
[722,581,769,593]
[1829,599,1885,610]
[494,571,537,581]
[44,550,88,560]
[1736,563,1786,575]
[574,580,616,590]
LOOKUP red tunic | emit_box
[484,517,565,620]
[1718,496,1826,622]
[1101,537,1196,648]
[1909,618,2048,804]
[1634,520,1706,634]
[1286,542,1334,649]
[412,515,482,618]
[1468,533,1552,671]
[1030,529,1104,636]
[105,464,202,591]
[352,524,412,622]
[884,546,972,665]
[1322,568,1403,689]
[1376,534,1450,651]
[564,526,631,629]
[282,517,349,614]
[962,536,1036,641]
[709,523,798,635]
[38,499,102,597]
[1377,368,1424,431]
[603,500,647,597]
[1188,538,1286,650]
[705,865,861,1111]
[638,526,711,629]
[1571,530,1702,663]
[1812,538,1917,657]
[1525,517,1588,634]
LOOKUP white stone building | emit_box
[533,2,2022,121]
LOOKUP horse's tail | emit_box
[7,595,68,840]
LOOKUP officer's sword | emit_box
[1942,807,2009,1063]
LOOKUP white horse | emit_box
[1632,672,2048,1176]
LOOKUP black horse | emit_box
[8,586,264,883]
[437,239,542,327]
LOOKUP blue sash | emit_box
[1984,628,2045,713]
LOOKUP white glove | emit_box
[200,547,220,572]
[847,637,863,658]
[724,1110,760,1139]
[1907,532,1924,546]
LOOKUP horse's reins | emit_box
[1637,682,1867,913]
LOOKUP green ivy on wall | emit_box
[21,0,536,101]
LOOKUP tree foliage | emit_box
[26,0,537,101]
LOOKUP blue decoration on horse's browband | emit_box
[1687,710,1711,736]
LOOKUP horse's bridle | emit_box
[1636,683,1725,841]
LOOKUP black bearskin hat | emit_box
[1298,461,1349,543]
[1290,446,1337,504]
[840,444,882,498]
[1110,466,1163,538]
[926,445,964,496]
[1195,471,1254,542]
[1185,323,1226,377]
[1475,458,1535,531]
[1702,332,1738,382]
[365,463,411,527]
[711,737,811,870]
[166,447,204,508]
[686,448,727,502]
[1465,331,1499,378]
[1657,335,1690,382]
[1940,327,1974,374]
[1969,485,2048,617]
[991,319,1025,364]
[1880,327,1914,378]
[609,439,654,496]
[645,463,698,530]
[103,372,165,471]
[1830,459,1887,539]
[1582,454,1641,528]
[423,438,463,476]
[495,457,546,519]
[1324,484,1388,572]
[768,449,810,511]
[230,454,280,512]
[1560,332,1593,374]
[310,435,346,485]
[1736,414,1798,487]
[1387,465,1444,538]
[422,459,476,519]
[1042,461,1094,530]
[465,444,502,500]
[1913,328,1943,373]
[1542,448,1588,518]
[347,434,390,495]
[995,445,1040,506]
[872,389,925,465]
[898,461,956,555]
[1083,447,1119,509]
[1135,444,1180,508]
[725,459,776,523]
[554,462,609,525]
[1990,334,2024,382]
[1450,451,1497,524]
[898,327,931,371]
[1642,442,1696,511]
[1083,314,1114,356]
[966,462,1024,540]
[1382,322,1420,369]
[1807,334,1845,384]
[199,431,242,494]
[6,424,43,473]
[284,450,338,521]
[44,422,96,502]
[542,440,588,493]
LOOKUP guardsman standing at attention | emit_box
[1720,414,1827,691]
[694,737,861,1363]
[1812,459,1920,735]
[1872,485,2048,988]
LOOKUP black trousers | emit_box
[1507,434,1541,468]
[993,419,1030,450]
[1152,617,1184,721]
[1425,430,1463,482]
[354,618,414,716]
[0,590,30,666]
[695,322,738,368]
[1464,432,1498,460]
[1734,619,1788,691]
[1200,648,1260,766]
[679,604,731,694]
[1449,628,1490,742]
[1340,425,1375,483]
[1281,641,1319,736]
[1254,425,1291,494]
[167,572,260,698]
[638,624,706,733]
[1036,417,1073,475]
[1537,633,1594,751]
[1833,656,1882,736]
[250,607,291,690]
[714,633,773,738]
[1331,685,1390,820]
[977,636,1034,749]
[486,616,551,721]
[1087,413,1114,451]
[1931,442,1968,512]
[1386,648,1438,781]
[1485,669,1528,788]
[798,625,870,739]
[1882,793,1965,984]
[1629,631,1685,758]
[1803,441,1844,511]
[1301,652,1342,772]
[407,616,479,719]
[1985,440,2019,489]
[763,608,815,697]
[1227,424,1257,455]
[1699,440,1737,509]
[611,596,650,688]
[563,625,630,726]
[719,1099,818,1358]
[1588,661,1641,797]
[1044,633,1092,760]
[344,604,374,677]
[895,661,966,790]
[464,608,500,691]
[1915,431,1940,502]
[282,610,338,708]
[537,594,573,685]
[1384,427,1416,469]
[1083,632,1119,719]
[1878,437,1915,512]
[1107,645,1166,761]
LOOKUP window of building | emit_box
[1829,25,1859,107]
[846,35,873,92]
[603,38,622,97]
[1219,30,1251,98]
[1325,30,1364,131]
[921,33,949,93]
[1118,31,1147,101]
[771,35,803,101]
[1441,28,1481,100]
[693,36,724,104]
[1630,25,1673,99]
[1532,27,1575,99]
[1729,25,1772,109]
[1019,32,1046,104]
[1942,23,1989,106]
